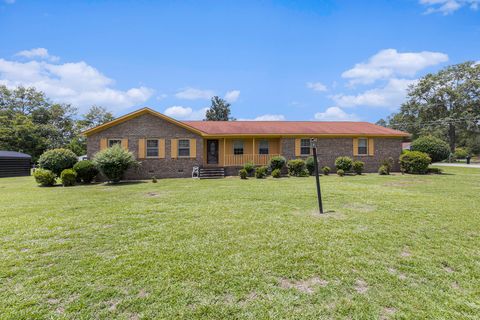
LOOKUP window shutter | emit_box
[368,138,375,156]
[138,139,145,159]
[121,139,128,150]
[190,138,196,158]
[171,139,178,158]
[295,139,301,157]
[100,138,107,151]
[158,139,165,158]
[353,138,359,156]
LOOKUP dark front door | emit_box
[207,140,219,164]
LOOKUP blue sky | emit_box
[0,0,479,122]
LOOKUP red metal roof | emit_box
[182,121,409,136]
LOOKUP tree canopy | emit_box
[204,96,235,121]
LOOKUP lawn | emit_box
[1,167,479,319]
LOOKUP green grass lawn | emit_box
[1,167,480,319]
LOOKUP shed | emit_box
[0,151,32,178]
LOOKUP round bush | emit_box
[378,165,389,175]
[335,156,353,172]
[33,169,56,187]
[243,162,255,176]
[399,151,431,174]
[352,160,365,175]
[305,156,315,175]
[269,156,286,171]
[255,166,268,179]
[454,147,469,159]
[73,160,98,183]
[336,169,345,177]
[272,168,281,178]
[60,169,77,187]
[287,159,307,177]
[322,166,331,175]
[239,169,248,179]
[38,148,78,176]
[411,136,450,162]
[93,145,138,183]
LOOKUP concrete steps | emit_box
[199,167,225,179]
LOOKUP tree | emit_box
[204,96,235,121]
[77,106,114,130]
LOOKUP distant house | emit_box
[83,108,409,179]
[402,142,412,150]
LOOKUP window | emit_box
[178,139,190,157]
[358,138,368,155]
[233,140,244,155]
[146,139,159,157]
[108,139,122,147]
[258,140,269,154]
[300,139,311,155]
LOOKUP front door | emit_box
[207,140,219,165]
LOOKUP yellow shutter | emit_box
[158,139,165,158]
[368,138,375,156]
[171,139,178,158]
[100,138,107,150]
[138,139,146,159]
[121,139,128,150]
[295,139,301,157]
[190,138,196,158]
[353,138,359,156]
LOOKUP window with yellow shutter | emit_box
[358,138,368,155]
[146,139,159,157]
[178,139,190,157]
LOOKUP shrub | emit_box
[243,162,255,176]
[381,157,394,175]
[322,166,331,175]
[411,136,450,162]
[269,156,286,171]
[287,159,308,177]
[306,156,316,175]
[60,169,77,187]
[73,160,98,183]
[93,144,138,183]
[352,160,365,175]
[335,156,353,172]
[337,169,345,177]
[255,166,268,179]
[239,169,248,179]
[272,168,281,178]
[152,176,158,183]
[399,150,431,174]
[427,167,443,174]
[454,147,469,159]
[33,169,56,187]
[378,165,389,175]
[38,148,78,176]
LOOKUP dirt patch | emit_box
[146,192,159,197]
[451,281,460,290]
[138,289,149,298]
[279,277,328,294]
[343,203,377,213]
[400,249,411,258]
[355,279,368,294]
[107,299,120,311]
[388,267,407,280]
[381,307,397,319]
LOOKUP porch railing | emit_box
[224,154,280,167]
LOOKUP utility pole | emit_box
[311,138,323,214]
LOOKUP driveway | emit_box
[433,162,480,168]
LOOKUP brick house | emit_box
[83,107,409,179]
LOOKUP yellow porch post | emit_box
[223,138,226,167]
[252,137,255,165]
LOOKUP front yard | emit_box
[1,167,479,319]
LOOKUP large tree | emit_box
[204,96,235,121]
[383,62,480,152]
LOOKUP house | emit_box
[83,107,409,179]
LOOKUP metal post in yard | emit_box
[311,139,323,214]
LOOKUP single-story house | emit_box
[83,107,409,179]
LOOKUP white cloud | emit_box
[306,82,328,92]
[0,56,154,112]
[224,90,240,102]
[3,0,16,4]
[175,87,215,100]
[314,107,359,121]
[164,105,208,120]
[342,49,448,85]
[253,114,286,121]
[332,78,417,109]
[15,48,59,62]
[420,0,479,14]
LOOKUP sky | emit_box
[0,0,479,122]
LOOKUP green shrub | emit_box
[60,169,77,187]
[73,160,98,183]
[93,145,138,183]
[269,156,286,171]
[306,156,316,175]
[335,156,353,172]
[255,166,268,179]
[399,150,431,174]
[287,159,308,177]
[352,160,365,175]
[38,148,78,176]
[427,167,443,174]
[454,147,469,159]
[33,169,56,187]
[336,169,345,177]
[378,165,389,175]
[243,162,255,176]
[322,166,331,175]
[411,136,450,162]
[239,169,248,179]
[152,176,158,183]
[381,157,394,174]
[271,168,281,178]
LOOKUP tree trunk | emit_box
[448,123,456,153]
